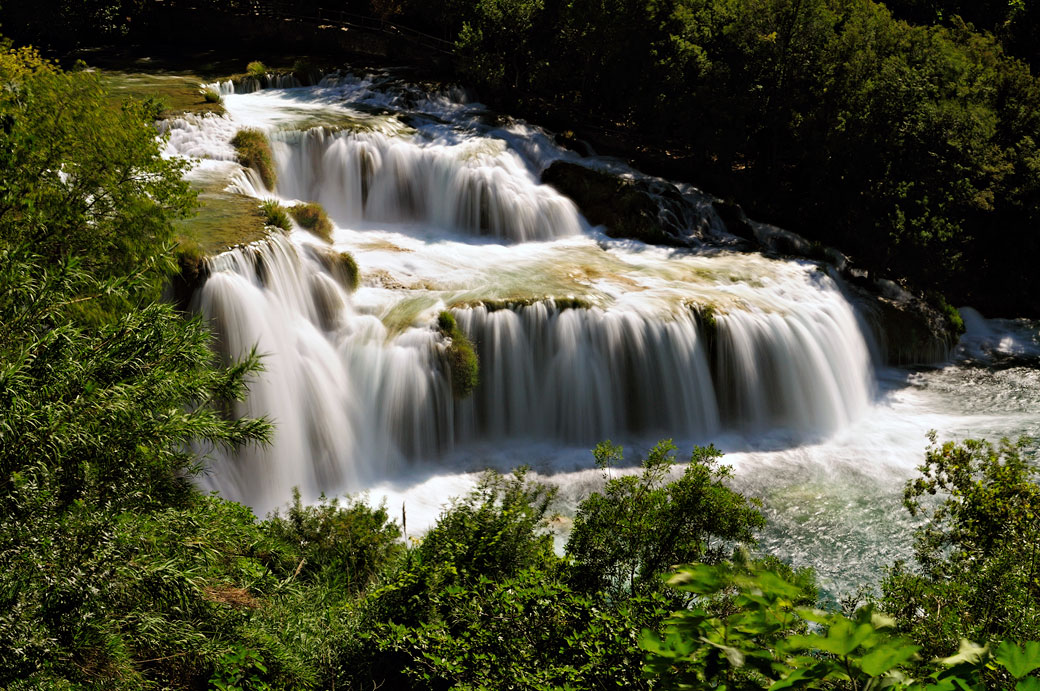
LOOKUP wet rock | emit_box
[169,249,210,311]
[711,199,755,241]
[541,160,689,246]
[845,276,960,366]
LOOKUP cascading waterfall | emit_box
[194,232,874,512]
[271,127,585,241]
[162,71,1040,591]
[177,72,878,525]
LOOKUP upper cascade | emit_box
[271,127,586,242]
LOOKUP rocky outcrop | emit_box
[541,160,718,246]
[864,292,959,365]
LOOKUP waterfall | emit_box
[193,232,874,514]
[172,71,879,517]
[271,128,585,241]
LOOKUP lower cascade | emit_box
[194,233,875,514]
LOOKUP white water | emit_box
[166,71,1040,594]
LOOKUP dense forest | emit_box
[1,0,1040,688]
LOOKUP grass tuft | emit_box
[335,251,360,292]
[260,200,292,232]
[202,88,222,104]
[437,311,479,398]
[246,60,267,77]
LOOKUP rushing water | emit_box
[165,70,1040,595]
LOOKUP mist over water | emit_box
[168,71,1040,594]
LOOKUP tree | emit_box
[0,45,271,687]
[882,435,1040,661]
[0,46,195,312]
[567,439,765,598]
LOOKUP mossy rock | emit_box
[451,296,593,313]
[437,311,479,398]
[231,129,276,190]
[290,202,334,243]
[541,160,685,246]
[308,247,361,293]
[169,240,211,311]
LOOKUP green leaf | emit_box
[700,636,745,668]
[1016,678,1040,691]
[996,641,1040,678]
[768,661,834,690]
[939,640,988,666]
[858,640,919,676]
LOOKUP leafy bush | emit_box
[265,488,403,593]
[567,439,765,598]
[246,61,267,77]
[643,558,1040,690]
[288,202,334,243]
[231,129,277,190]
[882,436,1040,661]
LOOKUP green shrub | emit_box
[289,202,334,243]
[644,558,1040,690]
[203,88,222,104]
[882,436,1040,664]
[436,310,479,398]
[231,129,276,190]
[941,298,965,336]
[291,59,318,84]
[567,439,765,598]
[265,488,404,594]
[259,200,291,232]
[246,61,267,77]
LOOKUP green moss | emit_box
[231,129,277,190]
[174,238,207,280]
[246,61,267,77]
[174,186,270,254]
[289,202,334,243]
[438,311,457,332]
[452,296,593,313]
[695,303,718,332]
[334,252,360,292]
[260,200,292,232]
[98,70,225,118]
[437,311,479,399]
[552,296,593,311]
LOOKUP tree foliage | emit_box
[567,439,765,598]
[882,436,1040,661]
